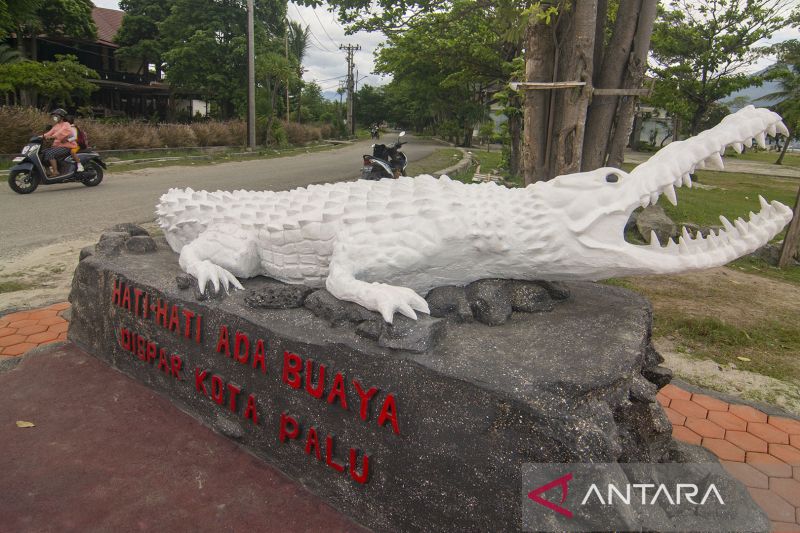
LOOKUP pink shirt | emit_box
[44,121,78,149]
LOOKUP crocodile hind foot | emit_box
[190,259,244,294]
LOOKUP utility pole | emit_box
[340,43,360,136]
[246,0,256,150]
[285,22,290,122]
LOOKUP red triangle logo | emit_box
[528,472,574,518]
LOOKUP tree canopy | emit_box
[0,0,96,44]
[648,0,799,136]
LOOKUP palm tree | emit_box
[0,44,23,64]
[763,40,800,165]
[287,21,310,122]
[287,21,310,67]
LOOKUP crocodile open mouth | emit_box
[622,106,793,269]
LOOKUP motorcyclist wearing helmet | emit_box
[42,108,78,177]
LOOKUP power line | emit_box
[311,8,340,49]
[290,5,335,53]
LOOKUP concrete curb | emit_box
[433,147,473,177]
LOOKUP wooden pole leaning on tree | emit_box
[778,186,800,268]
[246,0,256,150]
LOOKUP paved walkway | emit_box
[625,149,800,179]
[2,303,800,531]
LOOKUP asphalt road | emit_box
[0,136,440,258]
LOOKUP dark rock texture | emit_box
[125,236,157,254]
[425,286,472,321]
[636,205,678,244]
[107,223,150,237]
[465,279,513,325]
[66,239,766,533]
[245,281,313,309]
[509,282,553,312]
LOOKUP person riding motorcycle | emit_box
[42,108,77,177]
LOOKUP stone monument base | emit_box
[67,227,768,532]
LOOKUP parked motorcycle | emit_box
[8,135,106,194]
[361,131,408,180]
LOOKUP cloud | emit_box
[289,2,391,92]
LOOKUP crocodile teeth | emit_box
[755,131,767,149]
[678,236,690,254]
[681,226,692,241]
[767,123,777,137]
[777,121,790,136]
[734,217,748,235]
[649,231,661,248]
[705,152,724,170]
[720,215,737,236]
[650,192,660,204]
[682,173,693,187]
[663,185,678,206]
[759,195,770,211]
[732,142,744,153]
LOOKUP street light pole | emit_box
[246,0,256,150]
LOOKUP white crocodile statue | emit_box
[157,106,794,323]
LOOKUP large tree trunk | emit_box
[778,184,800,268]
[508,110,522,177]
[547,0,597,178]
[605,0,657,168]
[522,22,555,184]
[775,130,792,165]
[522,1,597,183]
[581,0,640,171]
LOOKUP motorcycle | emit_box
[8,135,106,194]
[370,125,380,140]
[361,131,408,180]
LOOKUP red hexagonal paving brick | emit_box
[0,334,26,348]
[747,452,793,478]
[50,302,70,311]
[791,434,800,449]
[663,406,686,426]
[2,342,38,356]
[770,477,800,507]
[771,521,800,532]
[656,392,670,408]
[702,438,745,462]
[7,319,38,329]
[0,327,16,338]
[0,311,31,324]
[747,488,795,523]
[660,383,691,401]
[26,330,60,344]
[770,444,800,466]
[725,431,768,453]
[15,324,48,336]
[690,394,728,412]
[28,309,56,319]
[685,418,725,439]
[749,423,790,444]
[47,322,69,334]
[38,316,66,326]
[672,425,702,445]
[669,399,708,420]
[720,461,769,489]
[728,404,768,423]
[708,411,748,431]
[769,416,800,437]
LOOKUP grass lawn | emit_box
[405,148,464,176]
[723,147,800,168]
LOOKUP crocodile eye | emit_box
[605,173,619,183]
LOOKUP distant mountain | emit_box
[724,66,784,111]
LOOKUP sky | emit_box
[93,0,798,99]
